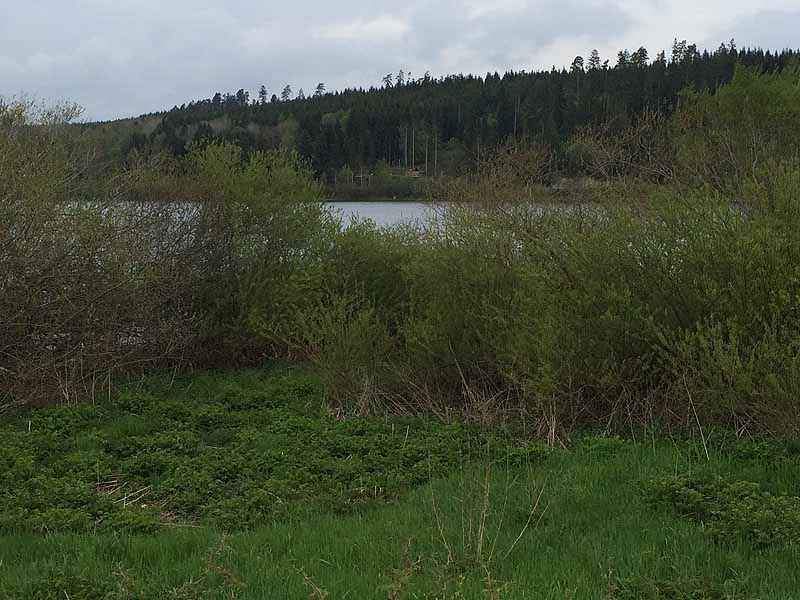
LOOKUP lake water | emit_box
[325,201,438,227]
[324,200,581,228]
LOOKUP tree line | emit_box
[107,40,798,180]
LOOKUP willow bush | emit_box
[291,178,800,434]
[0,99,330,409]
[0,98,194,408]
[672,63,800,197]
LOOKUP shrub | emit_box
[0,99,199,406]
[672,63,800,196]
[290,169,800,432]
[0,101,332,407]
[566,110,675,183]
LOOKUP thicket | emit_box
[3,65,800,436]
[566,64,800,196]
[289,65,800,435]
[0,98,329,408]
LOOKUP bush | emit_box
[566,110,675,183]
[289,170,800,432]
[5,66,800,437]
[0,100,332,407]
[672,63,800,197]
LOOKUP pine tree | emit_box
[235,89,249,106]
[588,49,601,70]
[632,47,649,67]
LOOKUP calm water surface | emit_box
[325,201,439,227]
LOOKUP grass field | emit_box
[1,368,799,599]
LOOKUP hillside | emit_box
[92,41,797,183]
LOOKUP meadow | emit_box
[2,369,799,599]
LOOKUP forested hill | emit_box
[107,41,797,178]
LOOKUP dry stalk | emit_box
[430,458,547,581]
[683,374,709,461]
[299,568,329,600]
[386,538,421,600]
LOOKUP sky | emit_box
[1,0,798,121]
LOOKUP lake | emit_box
[325,201,439,227]
[325,200,581,228]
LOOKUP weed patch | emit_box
[0,369,476,534]
[607,574,731,599]
[649,476,800,548]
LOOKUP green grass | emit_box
[1,369,799,599]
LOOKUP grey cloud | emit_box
[709,9,800,51]
[0,1,794,121]
[402,0,629,70]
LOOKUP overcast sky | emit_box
[2,1,798,121]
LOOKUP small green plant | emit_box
[99,507,162,534]
[578,434,627,455]
[0,370,474,534]
[648,476,800,548]
[607,574,730,599]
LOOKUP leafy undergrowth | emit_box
[0,368,533,534]
[648,476,800,548]
[606,574,732,600]
[2,371,800,598]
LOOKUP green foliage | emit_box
[0,370,473,534]
[3,415,800,598]
[294,290,394,413]
[672,63,800,195]
[97,43,797,182]
[7,63,800,436]
[0,111,333,403]
[179,141,333,359]
[188,141,323,205]
[578,434,627,455]
[287,164,800,430]
[607,575,730,599]
[8,52,800,600]
[99,508,162,535]
[649,476,800,548]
